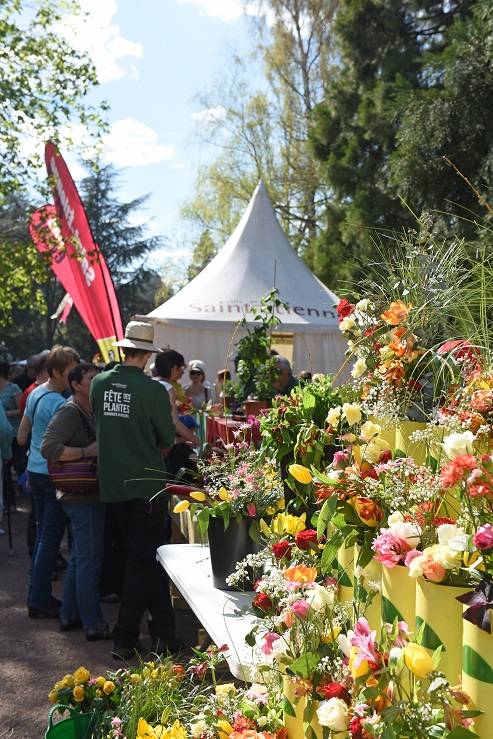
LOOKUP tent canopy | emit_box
[148,181,340,332]
[143,181,347,378]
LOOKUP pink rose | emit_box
[404,549,422,567]
[421,556,447,583]
[291,599,310,619]
[473,523,493,551]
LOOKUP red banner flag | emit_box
[41,142,124,361]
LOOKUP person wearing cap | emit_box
[90,321,180,659]
[183,359,214,410]
[272,355,299,396]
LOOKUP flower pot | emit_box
[243,399,268,417]
[354,545,382,632]
[283,678,337,739]
[45,706,93,739]
[381,564,415,630]
[395,421,428,464]
[337,544,354,606]
[208,516,260,590]
[462,612,493,737]
[415,579,466,684]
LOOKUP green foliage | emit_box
[186,229,217,281]
[0,0,105,199]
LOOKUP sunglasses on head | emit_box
[189,370,202,376]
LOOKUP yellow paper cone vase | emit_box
[369,416,395,449]
[381,564,415,631]
[337,544,355,605]
[462,614,493,736]
[395,421,428,465]
[354,544,382,631]
[415,579,466,684]
[282,675,307,739]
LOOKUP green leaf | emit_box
[283,697,296,717]
[415,616,443,651]
[287,652,319,678]
[197,507,211,538]
[317,499,330,539]
[303,391,316,410]
[320,529,344,574]
[245,626,258,647]
[381,596,404,624]
[446,727,479,738]
[462,645,493,683]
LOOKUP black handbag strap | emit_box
[72,403,96,442]
[30,390,58,424]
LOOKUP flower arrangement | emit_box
[172,444,284,538]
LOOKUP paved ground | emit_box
[0,501,202,739]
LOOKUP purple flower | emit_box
[456,578,493,633]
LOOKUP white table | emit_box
[156,543,259,681]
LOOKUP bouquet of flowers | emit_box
[173,444,284,538]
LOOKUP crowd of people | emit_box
[0,320,304,660]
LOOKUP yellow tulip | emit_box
[288,464,313,484]
[271,512,306,536]
[72,685,85,702]
[173,499,190,513]
[73,666,90,684]
[218,487,231,501]
[189,491,206,501]
[216,719,235,736]
[404,643,434,679]
[349,647,370,679]
[103,680,115,695]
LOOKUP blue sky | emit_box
[58,0,263,274]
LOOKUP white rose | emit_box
[408,554,425,578]
[316,698,349,732]
[307,583,335,612]
[351,357,367,379]
[360,420,381,441]
[437,523,463,545]
[442,431,476,459]
[327,406,342,427]
[191,720,207,738]
[390,520,422,548]
[342,402,362,425]
[355,299,370,312]
[433,544,462,570]
[339,316,357,333]
[362,436,390,464]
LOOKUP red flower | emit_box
[275,731,289,739]
[272,540,291,560]
[295,528,319,550]
[432,516,455,526]
[337,298,355,322]
[317,681,350,703]
[252,592,273,612]
[233,715,256,732]
[349,716,363,738]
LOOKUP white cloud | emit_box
[61,0,143,83]
[169,162,185,170]
[177,0,273,23]
[191,106,227,123]
[102,118,174,167]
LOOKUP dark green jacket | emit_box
[90,364,175,502]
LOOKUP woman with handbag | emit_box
[41,362,109,641]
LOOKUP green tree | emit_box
[186,229,218,281]
[307,0,476,289]
[0,0,104,199]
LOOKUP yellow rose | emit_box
[73,666,90,684]
[48,690,58,704]
[327,406,342,427]
[288,464,313,484]
[362,436,390,464]
[342,402,362,425]
[103,680,115,695]
[95,676,106,689]
[72,685,85,702]
[61,674,75,688]
[189,491,206,501]
[404,643,434,679]
[215,683,236,697]
[360,420,381,441]
[173,499,190,513]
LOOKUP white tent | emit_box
[143,181,347,381]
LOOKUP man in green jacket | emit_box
[91,321,179,659]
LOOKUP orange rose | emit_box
[283,564,317,585]
[381,300,412,325]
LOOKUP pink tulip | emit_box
[246,502,257,517]
[473,524,493,551]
